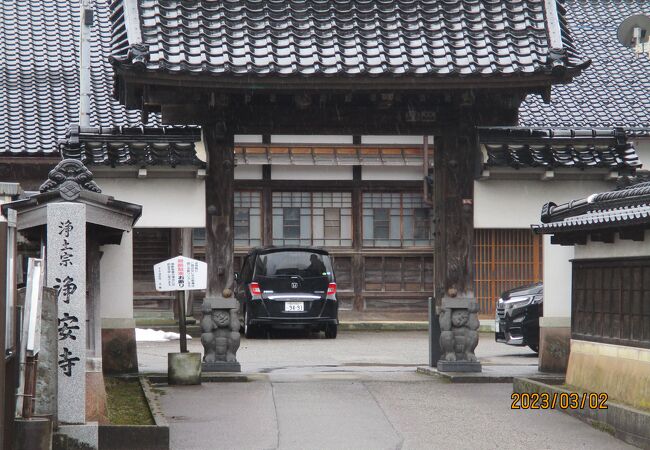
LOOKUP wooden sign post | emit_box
[154,256,207,352]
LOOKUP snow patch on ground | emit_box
[136,328,193,342]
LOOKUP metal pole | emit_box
[179,291,188,353]
[428,296,441,367]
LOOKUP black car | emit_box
[234,247,339,339]
[495,282,543,353]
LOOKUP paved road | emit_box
[137,330,536,374]
[158,374,629,450]
[141,332,630,449]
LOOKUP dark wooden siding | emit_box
[572,258,650,349]
[133,228,173,310]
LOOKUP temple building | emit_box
[0,0,648,374]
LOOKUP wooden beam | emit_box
[619,228,645,241]
[118,67,568,92]
[261,165,272,246]
[351,166,363,311]
[153,88,524,134]
[234,179,423,191]
[590,231,615,244]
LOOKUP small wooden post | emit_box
[178,291,188,353]
[21,356,37,419]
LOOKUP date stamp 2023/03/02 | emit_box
[511,392,608,410]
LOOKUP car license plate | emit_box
[495,320,500,332]
[285,302,304,312]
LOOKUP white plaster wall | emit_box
[474,179,614,229]
[543,235,574,319]
[98,178,205,228]
[574,233,650,259]
[361,135,433,145]
[271,165,353,180]
[235,165,263,179]
[271,135,353,144]
[100,232,133,320]
[235,134,264,143]
[362,166,423,181]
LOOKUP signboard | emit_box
[23,258,44,356]
[154,256,207,292]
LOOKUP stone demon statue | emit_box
[200,289,240,363]
[439,304,479,362]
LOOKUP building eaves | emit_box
[478,126,640,170]
[59,125,204,168]
[533,181,650,234]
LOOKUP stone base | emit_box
[102,327,138,374]
[14,417,52,450]
[54,423,98,450]
[203,295,238,309]
[202,361,241,373]
[168,352,202,385]
[567,339,650,412]
[436,360,482,373]
[539,325,571,373]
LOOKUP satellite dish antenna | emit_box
[617,14,650,47]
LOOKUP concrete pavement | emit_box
[140,331,631,449]
[157,375,630,450]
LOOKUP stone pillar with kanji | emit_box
[47,204,87,422]
[3,159,142,448]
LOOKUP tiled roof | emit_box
[479,126,640,170]
[0,0,159,156]
[59,126,204,167]
[519,0,650,130]
[110,0,587,79]
[533,181,650,234]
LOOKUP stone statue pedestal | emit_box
[202,362,241,372]
[200,295,241,373]
[437,360,481,373]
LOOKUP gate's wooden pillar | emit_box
[204,123,235,299]
[433,122,481,372]
[201,121,240,371]
[433,130,477,303]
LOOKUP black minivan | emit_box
[234,247,339,339]
[495,282,543,353]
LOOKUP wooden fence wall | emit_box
[474,229,543,317]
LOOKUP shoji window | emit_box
[272,192,352,246]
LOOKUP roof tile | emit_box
[520,0,650,131]
[110,0,587,78]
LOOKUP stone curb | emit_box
[416,366,511,383]
[513,377,650,448]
